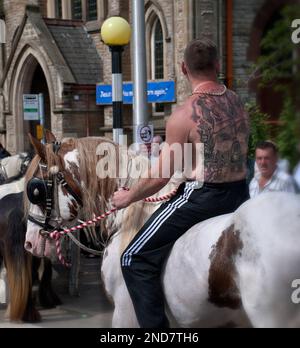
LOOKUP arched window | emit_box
[151,18,164,80]
[150,17,164,114]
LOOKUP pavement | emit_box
[0,256,114,328]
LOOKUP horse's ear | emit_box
[28,133,46,160]
[45,129,57,144]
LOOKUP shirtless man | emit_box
[112,38,250,328]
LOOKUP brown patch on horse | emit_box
[208,224,243,310]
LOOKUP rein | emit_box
[26,141,179,267]
[46,186,179,267]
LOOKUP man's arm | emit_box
[112,108,190,209]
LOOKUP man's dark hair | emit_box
[255,141,278,154]
[184,38,218,75]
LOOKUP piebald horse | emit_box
[24,132,300,328]
[0,152,31,184]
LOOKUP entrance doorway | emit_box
[23,64,51,151]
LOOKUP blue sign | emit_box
[96,81,176,105]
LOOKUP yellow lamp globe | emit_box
[101,17,131,46]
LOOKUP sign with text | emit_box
[96,81,176,105]
[23,94,39,121]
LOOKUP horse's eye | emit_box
[27,178,47,205]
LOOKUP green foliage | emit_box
[246,101,271,159]
[276,96,300,169]
[257,5,300,89]
[253,4,300,170]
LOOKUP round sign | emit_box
[139,126,153,144]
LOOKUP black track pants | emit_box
[121,180,249,328]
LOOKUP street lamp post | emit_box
[101,17,131,144]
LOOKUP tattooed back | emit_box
[186,89,249,183]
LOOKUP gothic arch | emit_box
[145,1,170,80]
[8,44,56,151]
[145,0,170,42]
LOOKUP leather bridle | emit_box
[27,142,83,234]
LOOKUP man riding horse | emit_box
[112,38,250,328]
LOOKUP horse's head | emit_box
[24,131,118,261]
[24,132,84,259]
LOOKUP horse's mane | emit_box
[111,164,185,254]
[73,137,117,232]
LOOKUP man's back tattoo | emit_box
[191,91,249,182]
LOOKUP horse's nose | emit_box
[25,241,32,251]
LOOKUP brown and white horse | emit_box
[24,132,300,328]
[24,132,117,260]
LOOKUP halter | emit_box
[27,142,83,233]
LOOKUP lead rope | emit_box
[50,186,179,267]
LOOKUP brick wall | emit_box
[232,0,265,102]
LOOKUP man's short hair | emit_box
[184,38,218,75]
[256,141,278,155]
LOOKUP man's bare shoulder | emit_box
[167,97,195,124]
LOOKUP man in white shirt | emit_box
[250,141,297,198]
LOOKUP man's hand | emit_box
[112,189,132,210]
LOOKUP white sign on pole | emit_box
[23,94,40,121]
[136,124,154,144]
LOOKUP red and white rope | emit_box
[50,187,178,267]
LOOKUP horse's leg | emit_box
[111,288,139,328]
[39,258,62,308]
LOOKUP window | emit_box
[55,0,62,19]
[151,18,164,113]
[153,19,164,79]
[87,0,97,21]
[71,0,107,22]
[72,0,82,20]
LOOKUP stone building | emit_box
[0,0,298,153]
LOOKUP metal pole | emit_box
[132,0,148,144]
[111,46,124,144]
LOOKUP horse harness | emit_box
[27,142,83,235]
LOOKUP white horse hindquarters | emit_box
[162,213,246,327]
[233,192,300,328]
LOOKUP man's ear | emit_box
[181,61,188,76]
[45,129,57,144]
[28,133,46,160]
